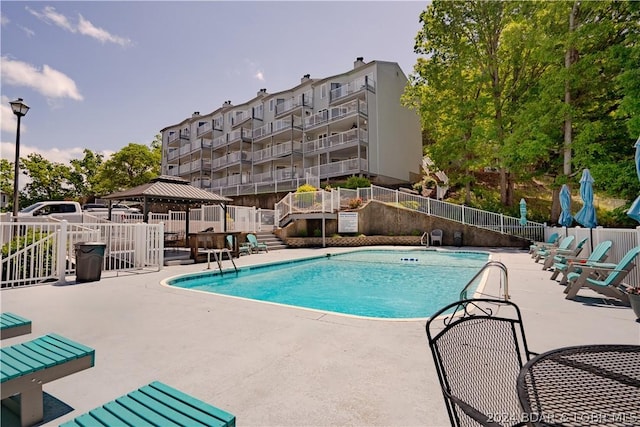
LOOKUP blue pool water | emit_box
[168,249,489,319]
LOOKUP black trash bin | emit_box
[453,231,463,247]
[75,242,106,282]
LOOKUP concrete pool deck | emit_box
[1,246,638,426]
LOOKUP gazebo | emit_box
[103,175,232,236]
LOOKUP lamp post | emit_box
[10,98,30,219]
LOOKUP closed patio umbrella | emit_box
[628,136,640,223]
[519,198,527,226]
[574,169,597,228]
[558,184,573,228]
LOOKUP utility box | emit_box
[454,231,463,247]
[75,242,106,282]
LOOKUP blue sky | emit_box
[1,1,427,166]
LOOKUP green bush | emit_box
[295,184,317,206]
[297,229,308,237]
[344,176,371,189]
[313,228,322,237]
[399,200,420,210]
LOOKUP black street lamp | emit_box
[10,98,30,219]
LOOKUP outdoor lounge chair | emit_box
[430,229,443,246]
[1,333,95,427]
[59,381,236,427]
[534,235,575,263]
[541,237,588,270]
[426,299,535,427]
[549,240,613,284]
[529,232,560,255]
[246,233,268,253]
[228,234,251,256]
[564,246,640,304]
[0,313,32,340]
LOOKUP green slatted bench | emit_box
[1,333,95,427]
[60,381,236,427]
[0,313,32,340]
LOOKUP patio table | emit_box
[517,344,640,426]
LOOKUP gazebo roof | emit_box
[103,175,232,204]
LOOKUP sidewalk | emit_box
[1,247,638,426]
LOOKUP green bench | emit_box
[0,312,32,340]
[1,333,95,427]
[60,381,236,427]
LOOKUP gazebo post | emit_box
[222,203,227,232]
[143,196,149,223]
[185,205,190,248]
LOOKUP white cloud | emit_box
[26,5,132,47]
[254,71,265,81]
[1,14,9,26]
[18,24,35,38]
[1,57,83,101]
[1,140,113,166]
[77,14,132,47]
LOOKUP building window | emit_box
[269,99,275,112]
[321,84,327,99]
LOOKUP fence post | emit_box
[427,197,431,215]
[134,223,146,268]
[500,213,504,234]
[159,222,164,269]
[57,220,68,284]
[461,205,466,225]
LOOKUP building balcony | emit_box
[304,157,368,179]
[231,108,253,128]
[253,141,302,164]
[228,128,252,144]
[196,122,213,139]
[275,94,313,117]
[253,123,271,140]
[168,131,190,145]
[329,74,375,105]
[304,128,367,154]
[212,135,227,149]
[212,151,252,171]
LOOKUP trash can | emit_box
[453,231,463,247]
[75,242,106,282]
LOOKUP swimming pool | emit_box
[167,249,489,319]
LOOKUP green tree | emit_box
[94,142,161,194]
[68,149,104,202]
[20,153,72,206]
[0,159,13,212]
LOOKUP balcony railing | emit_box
[253,123,271,140]
[212,135,227,149]
[303,99,367,129]
[213,117,224,131]
[304,128,367,154]
[329,74,375,103]
[196,122,212,137]
[275,94,313,116]
[168,131,190,144]
[228,128,251,143]
[304,158,368,178]
[231,108,252,127]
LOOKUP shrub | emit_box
[297,229,308,237]
[344,176,371,189]
[313,228,322,237]
[399,200,420,210]
[348,197,363,209]
[295,184,317,206]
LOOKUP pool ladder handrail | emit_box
[459,260,509,301]
[204,248,238,274]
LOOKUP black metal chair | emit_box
[426,299,535,427]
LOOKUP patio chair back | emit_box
[602,246,640,286]
[426,299,533,427]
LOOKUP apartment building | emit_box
[160,58,422,197]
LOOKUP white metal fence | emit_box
[275,185,546,242]
[1,220,163,289]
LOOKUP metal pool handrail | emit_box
[459,261,509,300]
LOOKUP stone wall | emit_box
[278,200,530,248]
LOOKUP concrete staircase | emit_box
[255,231,287,251]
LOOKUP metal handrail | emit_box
[459,260,510,300]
